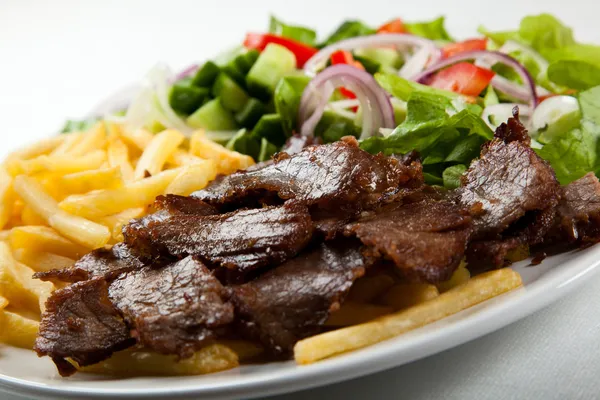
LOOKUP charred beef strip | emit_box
[109,256,234,358]
[151,194,219,216]
[345,198,472,283]
[231,240,368,354]
[35,278,135,377]
[123,203,314,282]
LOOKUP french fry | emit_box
[379,283,440,310]
[0,309,40,349]
[95,207,145,242]
[21,205,47,226]
[107,137,135,181]
[325,302,394,327]
[83,344,239,376]
[0,295,7,309]
[217,340,264,361]
[294,268,523,364]
[120,127,153,150]
[436,264,471,293]
[0,242,43,313]
[13,261,54,313]
[18,150,106,175]
[13,249,75,273]
[505,244,530,263]
[348,274,396,303]
[165,160,218,196]
[68,122,106,156]
[0,166,13,229]
[13,175,110,248]
[59,167,124,194]
[6,135,67,161]
[59,168,181,219]
[9,226,88,259]
[168,151,206,167]
[0,230,10,241]
[134,129,185,179]
[50,132,85,156]
[190,131,254,174]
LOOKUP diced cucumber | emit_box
[222,62,247,88]
[258,138,278,162]
[226,128,260,159]
[234,49,260,74]
[212,73,250,112]
[169,82,210,115]
[191,61,221,88]
[273,75,311,135]
[246,43,297,101]
[204,130,239,145]
[354,48,403,69]
[186,98,238,130]
[315,110,360,142]
[251,113,286,146]
[352,54,381,75]
[235,98,267,128]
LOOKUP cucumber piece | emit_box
[235,98,267,128]
[169,82,210,115]
[212,73,250,112]
[251,113,286,147]
[204,130,239,146]
[315,110,360,142]
[258,138,278,162]
[222,62,247,88]
[352,54,381,75]
[246,43,297,101]
[273,75,311,135]
[226,128,260,159]
[234,49,260,74]
[186,98,238,130]
[354,48,403,69]
[191,61,221,88]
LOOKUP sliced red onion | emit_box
[298,65,395,139]
[328,99,361,109]
[303,34,440,77]
[398,45,433,79]
[413,50,538,107]
[482,103,532,130]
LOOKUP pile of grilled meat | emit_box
[34,112,600,376]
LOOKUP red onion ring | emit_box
[303,34,441,77]
[298,65,395,139]
[413,50,538,107]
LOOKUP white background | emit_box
[1,1,600,399]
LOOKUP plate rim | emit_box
[1,246,600,400]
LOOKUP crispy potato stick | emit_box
[120,127,153,150]
[68,122,106,156]
[107,137,135,181]
[349,274,396,303]
[50,132,85,156]
[505,244,530,263]
[325,302,394,327]
[0,230,9,241]
[21,205,47,226]
[165,160,218,196]
[134,129,185,179]
[0,242,44,313]
[294,268,523,364]
[380,283,440,310]
[14,261,54,313]
[13,176,110,248]
[0,309,40,349]
[436,265,471,293]
[95,207,146,242]
[19,150,106,175]
[7,136,67,161]
[59,168,181,219]
[59,167,124,194]
[169,151,206,167]
[217,340,264,361]
[0,167,13,229]
[83,344,239,376]
[0,295,7,309]
[13,249,75,273]
[10,226,89,259]
[190,132,254,174]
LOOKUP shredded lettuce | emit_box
[405,16,453,41]
[273,75,310,136]
[60,118,100,133]
[320,21,375,47]
[269,16,317,46]
[442,164,467,189]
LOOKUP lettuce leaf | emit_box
[442,164,467,189]
[273,75,310,136]
[269,16,317,46]
[405,17,452,41]
[547,60,600,91]
[320,21,375,46]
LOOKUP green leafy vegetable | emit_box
[483,86,499,107]
[442,164,467,189]
[226,128,260,159]
[269,16,317,46]
[273,75,311,136]
[60,118,100,133]
[405,17,452,41]
[258,138,278,162]
[518,14,575,56]
[547,60,600,91]
[320,20,375,46]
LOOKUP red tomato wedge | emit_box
[377,18,406,34]
[442,38,488,59]
[243,33,318,68]
[330,50,365,102]
[428,62,495,96]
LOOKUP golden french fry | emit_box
[165,160,218,196]
[107,137,135,181]
[50,132,85,156]
[13,261,54,313]
[325,302,394,327]
[294,268,523,364]
[68,122,106,156]
[7,135,67,161]
[21,205,47,226]
[0,166,13,229]
[13,249,75,273]
[95,207,145,242]
[18,150,106,175]
[0,230,10,241]
[168,151,206,167]
[217,340,264,361]
[13,175,110,248]
[505,244,530,263]
[83,344,239,376]
[436,265,471,293]
[190,131,254,174]
[120,127,153,150]
[349,274,396,303]
[379,283,440,310]
[134,129,185,179]
[10,226,88,259]
[59,168,181,219]
[0,242,43,313]
[59,167,124,194]
[0,295,7,309]
[0,310,40,349]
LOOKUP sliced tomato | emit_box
[330,50,364,104]
[377,18,406,34]
[428,62,495,96]
[244,33,318,68]
[442,38,487,59]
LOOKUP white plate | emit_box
[1,245,600,399]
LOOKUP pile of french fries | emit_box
[0,122,524,376]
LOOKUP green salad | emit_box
[68,13,600,186]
